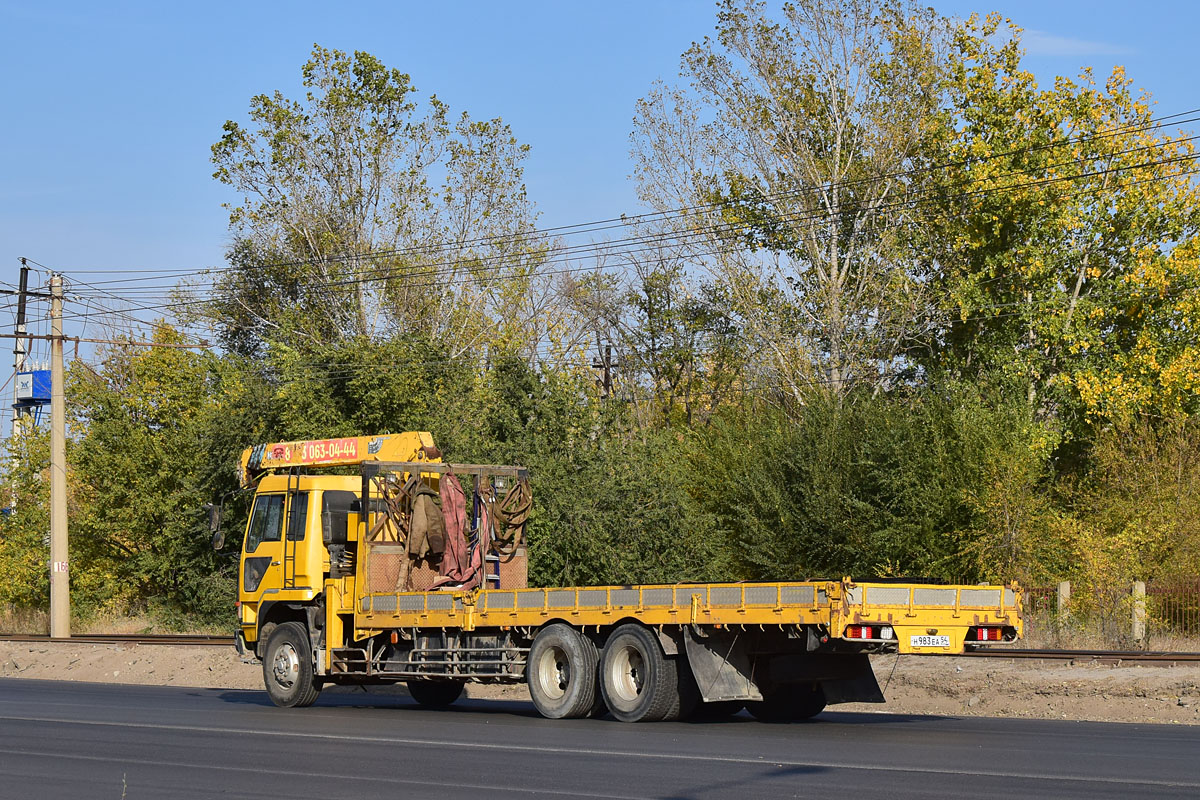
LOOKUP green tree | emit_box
[690,386,1047,582]
[528,422,724,587]
[562,245,744,428]
[0,429,52,612]
[632,0,948,403]
[205,44,550,361]
[66,326,246,623]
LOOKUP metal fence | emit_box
[1148,578,1200,637]
[1022,578,1200,649]
[1023,585,1057,619]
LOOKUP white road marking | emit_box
[0,713,1197,790]
[0,746,646,799]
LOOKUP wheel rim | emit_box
[271,641,300,689]
[537,645,570,700]
[608,643,644,703]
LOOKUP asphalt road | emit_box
[0,678,1197,799]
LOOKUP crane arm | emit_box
[237,432,439,487]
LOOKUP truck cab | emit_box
[234,432,440,668]
[237,473,362,659]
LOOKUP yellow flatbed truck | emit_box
[231,433,1022,722]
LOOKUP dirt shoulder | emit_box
[2,641,1198,724]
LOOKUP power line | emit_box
[53,147,1200,334]
[24,107,1199,372]
[39,106,1200,290]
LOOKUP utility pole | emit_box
[49,274,69,638]
[11,260,29,439]
[592,342,618,399]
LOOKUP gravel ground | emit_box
[2,641,1198,724]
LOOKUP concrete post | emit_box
[1056,581,1070,615]
[1132,581,1147,644]
[49,274,70,639]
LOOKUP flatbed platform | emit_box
[355,579,1021,654]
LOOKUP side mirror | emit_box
[204,503,225,550]
[203,503,222,532]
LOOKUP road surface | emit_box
[0,678,1196,799]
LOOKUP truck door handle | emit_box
[271,561,281,567]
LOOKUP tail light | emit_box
[973,626,1003,641]
[844,625,895,640]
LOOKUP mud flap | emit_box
[819,654,886,705]
[682,627,764,702]
[766,652,886,705]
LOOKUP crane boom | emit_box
[237,432,438,487]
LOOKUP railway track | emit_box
[0,633,234,647]
[965,647,1200,665]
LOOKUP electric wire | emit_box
[47,107,1200,290]
[54,147,1200,329]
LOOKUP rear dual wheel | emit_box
[599,624,696,722]
[746,683,827,722]
[527,623,602,719]
[528,622,701,722]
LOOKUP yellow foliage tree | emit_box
[926,14,1200,431]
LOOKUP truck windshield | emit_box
[246,494,284,552]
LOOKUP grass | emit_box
[0,605,230,636]
[1022,611,1200,652]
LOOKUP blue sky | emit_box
[1,0,1196,281]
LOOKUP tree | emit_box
[616,257,742,426]
[205,44,551,361]
[632,0,948,404]
[560,241,744,428]
[0,429,51,611]
[66,326,245,622]
[926,15,1200,431]
[689,385,1047,582]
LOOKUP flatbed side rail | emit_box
[357,581,839,630]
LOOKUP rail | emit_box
[964,647,1200,665]
[0,633,234,647]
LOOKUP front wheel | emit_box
[262,621,322,708]
[407,678,465,708]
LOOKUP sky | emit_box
[0,0,1196,350]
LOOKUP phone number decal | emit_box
[301,437,359,463]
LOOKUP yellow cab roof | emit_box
[253,474,365,494]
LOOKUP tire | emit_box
[691,700,745,720]
[527,623,601,719]
[407,678,465,708]
[663,652,700,722]
[599,624,679,723]
[746,683,827,722]
[262,621,322,708]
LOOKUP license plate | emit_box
[910,635,950,648]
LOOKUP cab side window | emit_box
[287,492,310,541]
[245,494,284,552]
